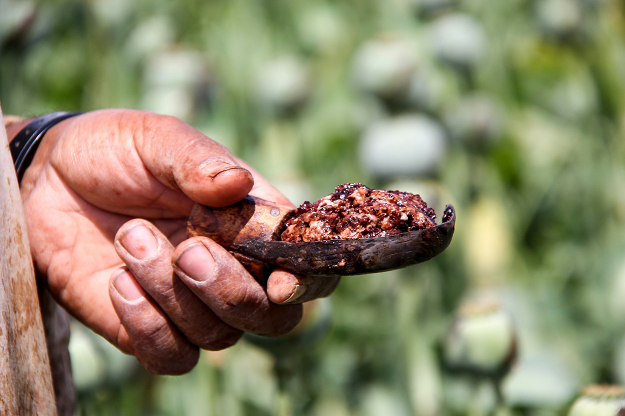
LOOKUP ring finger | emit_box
[114,219,243,350]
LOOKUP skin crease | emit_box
[12,109,341,375]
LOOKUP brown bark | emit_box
[0,109,58,415]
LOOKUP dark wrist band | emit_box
[9,111,82,182]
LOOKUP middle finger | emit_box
[172,236,303,336]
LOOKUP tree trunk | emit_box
[0,108,60,415]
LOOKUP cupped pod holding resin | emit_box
[188,183,455,280]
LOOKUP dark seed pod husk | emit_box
[188,195,455,278]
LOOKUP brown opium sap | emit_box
[281,183,437,243]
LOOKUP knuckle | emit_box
[141,352,198,376]
[214,280,251,311]
[260,306,303,338]
[195,327,243,351]
[305,277,340,301]
[134,325,199,375]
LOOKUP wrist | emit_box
[4,116,32,143]
[9,112,82,183]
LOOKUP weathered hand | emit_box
[18,109,340,374]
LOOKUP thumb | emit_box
[130,110,254,207]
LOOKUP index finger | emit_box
[267,270,341,305]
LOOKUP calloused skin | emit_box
[9,109,340,375]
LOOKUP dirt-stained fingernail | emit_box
[120,224,158,259]
[113,270,145,301]
[200,160,245,179]
[175,243,215,282]
[283,284,308,304]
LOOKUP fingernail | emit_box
[175,243,215,282]
[113,270,145,301]
[120,224,158,259]
[284,284,308,303]
[200,160,244,179]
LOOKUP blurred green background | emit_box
[3,0,625,414]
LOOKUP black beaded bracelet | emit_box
[9,112,82,182]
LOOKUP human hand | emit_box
[16,109,341,374]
